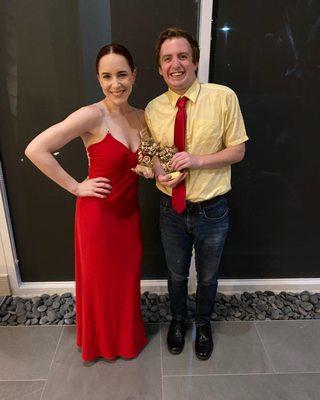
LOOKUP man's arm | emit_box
[170,143,246,171]
[171,88,248,172]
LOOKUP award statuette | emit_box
[133,128,182,179]
[157,145,181,179]
[133,128,159,176]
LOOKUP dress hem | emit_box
[77,338,149,362]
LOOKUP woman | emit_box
[25,44,150,361]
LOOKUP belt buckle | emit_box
[186,200,200,211]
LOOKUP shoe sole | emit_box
[195,348,213,361]
[168,346,184,355]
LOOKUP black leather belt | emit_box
[161,193,228,209]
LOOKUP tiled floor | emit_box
[0,321,320,400]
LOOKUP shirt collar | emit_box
[166,79,200,108]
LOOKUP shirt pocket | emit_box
[190,119,222,151]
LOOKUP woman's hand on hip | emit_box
[75,177,111,198]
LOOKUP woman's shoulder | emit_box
[64,104,104,136]
[78,103,104,121]
[132,107,147,126]
[133,107,145,117]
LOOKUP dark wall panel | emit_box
[211,0,320,278]
[0,0,110,281]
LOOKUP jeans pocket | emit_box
[202,199,229,221]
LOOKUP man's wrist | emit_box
[194,155,203,169]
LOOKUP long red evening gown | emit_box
[74,132,148,361]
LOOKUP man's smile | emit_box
[170,71,185,78]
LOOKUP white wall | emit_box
[0,187,14,294]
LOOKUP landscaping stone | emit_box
[2,290,320,326]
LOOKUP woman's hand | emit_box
[138,169,155,179]
[74,177,111,198]
[131,167,154,179]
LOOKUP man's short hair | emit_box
[155,27,200,66]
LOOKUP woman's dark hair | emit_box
[96,43,135,73]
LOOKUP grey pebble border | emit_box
[1,290,320,326]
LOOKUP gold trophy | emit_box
[157,145,181,179]
[133,128,159,176]
[134,128,181,179]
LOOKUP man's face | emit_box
[158,37,198,95]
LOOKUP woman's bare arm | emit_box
[25,105,111,198]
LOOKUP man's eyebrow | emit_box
[161,52,188,58]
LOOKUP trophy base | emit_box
[168,171,181,180]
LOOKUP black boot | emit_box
[195,323,213,360]
[167,319,186,354]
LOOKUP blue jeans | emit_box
[160,194,229,326]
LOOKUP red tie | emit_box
[172,96,188,213]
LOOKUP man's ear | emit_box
[158,65,163,76]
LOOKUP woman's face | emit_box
[97,53,136,105]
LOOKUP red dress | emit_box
[74,132,148,361]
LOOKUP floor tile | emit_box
[161,322,273,375]
[163,373,320,400]
[0,381,45,400]
[255,320,320,372]
[0,327,62,380]
[41,324,162,400]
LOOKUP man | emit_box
[145,27,248,360]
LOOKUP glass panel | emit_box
[0,0,111,281]
[211,0,320,278]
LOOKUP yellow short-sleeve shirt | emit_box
[145,79,249,202]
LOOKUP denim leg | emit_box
[193,197,229,326]
[160,199,193,321]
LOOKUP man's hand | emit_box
[170,151,200,171]
[157,171,188,188]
